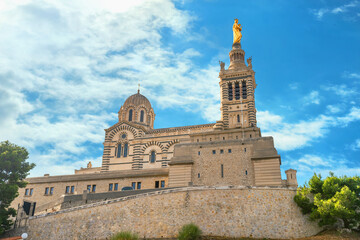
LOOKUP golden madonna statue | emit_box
[233,19,242,44]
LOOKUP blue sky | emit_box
[0,0,359,185]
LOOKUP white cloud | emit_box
[326,105,342,114]
[311,1,359,20]
[298,154,331,167]
[0,0,221,177]
[258,106,360,151]
[257,111,283,130]
[303,90,320,105]
[337,107,360,125]
[289,82,298,90]
[311,8,329,20]
[323,84,357,97]
[350,139,360,150]
[284,154,359,185]
[342,71,360,79]
[258,111,335,151]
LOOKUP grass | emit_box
[110,231,139,240]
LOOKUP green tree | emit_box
[0,141,35,235]
[294,173,360,231]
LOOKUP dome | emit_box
[118,90,155,129]
[123,91,152,110]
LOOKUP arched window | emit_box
[123,143,128,157]
[116,144,121,158]
[140,110,144,122]
[128,109,133,121]
[237,114,240,123]
[242,81,247,99]
[150,151,156,163]
[228,83,233,100]
[235,82,240,100]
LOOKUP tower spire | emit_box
[138,83,140,94]
[214,19,258,131]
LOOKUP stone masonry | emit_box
[20,186,321,240]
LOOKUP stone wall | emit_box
[21,186,321,240]
[169,136,284,188]
[191,141,254,186]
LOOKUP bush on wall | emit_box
[178,223,202,240]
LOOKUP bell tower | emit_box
[214,22,258,134]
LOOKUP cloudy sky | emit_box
[0,0,359,185]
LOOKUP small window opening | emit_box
[228,149,232,153]
[128,109,133,121]
[65,186,70,194]
[137,182,141,190]
[161,180,165,188]
[30,188,33,196]
[114,183,118,191]
[140,110,144,122]
[221,164,224,178]
[155,181,160,188]
[245,170,248,175]
[109,183,113,191]
[228,83,233,100]
[197,139,199,142]
[244,148,247,152]
[198,151,200,155]
[250,134,252,138]
[116,144,121,158]
[131,182,136,190]
[212,150,216,154]
[198,173,200,178]
[92,185,96,193]
[70,186,74,193]
[223,137,225,140]
[236,136,238,139]
[50,187,54,195]
[220,149,224,154]
[235,82,240,100]
[210,138,212,141]
[123,143,128,157]
[237,115,240,123]
[242,80,247,99]
[150,151,156,163]
[25,189,29,196]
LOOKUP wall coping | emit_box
[30,185,297,220]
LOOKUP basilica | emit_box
[12,23,298,214]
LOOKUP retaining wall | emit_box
[23,186,321,239]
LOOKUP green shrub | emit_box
[178,223,202,240]
[110,231,139,240]
[294,173,360,230]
